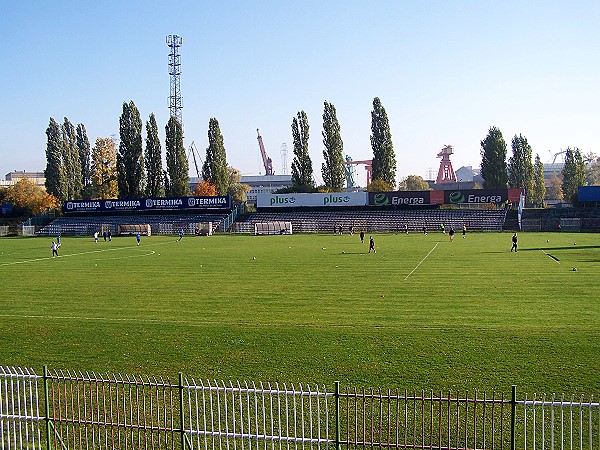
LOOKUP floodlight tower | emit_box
[280,143,288,175]
[166,35,183,124]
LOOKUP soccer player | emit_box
[462,224,467,238]
[94,231,99,243]
[177,229,184,242]
[369,236,376,253]
[511,233,518,252]
[51,241,59,258]
[136,233,141,245]
[449,227,455,241]
[360,230,365,243]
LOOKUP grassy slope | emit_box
[0,231,598,394]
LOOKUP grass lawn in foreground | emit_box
[0,231,598,394]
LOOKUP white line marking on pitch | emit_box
[405,242,439,280]
[0,246,154,266]
[541,249,561,264]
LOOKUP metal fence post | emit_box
[43,365,52,450]
[511,385,516,450]
[179,372,187,450]
[335,381,341,450]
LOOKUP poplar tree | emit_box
[117,101,145,198]
[480,126,508,189]
[562,147,587,204]
[532,154,546,207]
[145,113,165,197]
[76,123,92,199]
[45,117,65,199]
[321,101,345,191]
[291,110,314,192]
[62,117,83,200]
[165,116,189,196]
[202,117,228,195]
[370,97,396,188]
[508,134,534,195]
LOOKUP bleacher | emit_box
[38,213,229,236]
[234,209,507,234]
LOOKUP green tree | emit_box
[227,166,251,203]
[480,126,508,189]
[561,147,586,204]
[291,110,314,192]
[202,118,228,195]
[370,97,396,186]
[76,123,92,199]
[321,101,345,191]
[62,117,83,200]
[145,113,165,197]
[366,178,394,192]
[584,152,600,185]
[117,101,145,198]
[532,154,546,207]
[44,117,65,199]
[508,134,534,195]
[91,137,118,199]
[398,175,431,191]
[165,116,189,196]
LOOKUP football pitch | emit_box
[1,231,598,394]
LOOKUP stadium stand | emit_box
[37,213,229,236]
[233,209,507,234]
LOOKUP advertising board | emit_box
[63,196,231,214]
[257,192,367,208]
[368,191,430,207]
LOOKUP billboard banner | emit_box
[578,186,600,202]
[443,189,509,205]
[368,191,430,207]
[63,196,231,214]
[257,192,368,208]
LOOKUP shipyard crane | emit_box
[256,129,273,175]
[187,141,203,178]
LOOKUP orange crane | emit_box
[256,129,273,175]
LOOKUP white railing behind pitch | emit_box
[521,393,600,449]
[0,366,42,450]
[182,379,333,450]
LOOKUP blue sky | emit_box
[1,1,598,187]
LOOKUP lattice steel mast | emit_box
[166,35,183,124]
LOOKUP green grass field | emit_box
[1,231,598,394]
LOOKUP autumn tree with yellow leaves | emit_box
[5,178,60,215]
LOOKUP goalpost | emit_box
[117,224,152,236]
[254,221,292,235]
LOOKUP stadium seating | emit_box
[38,213,229,236]
[234,209,507,234]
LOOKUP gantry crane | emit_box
[256,129,273,175]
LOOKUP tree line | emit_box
[40,99,597,205]
[288,97,396,193]
[480,126,593,205]
[43,101,248,202]
[290,101,597,202]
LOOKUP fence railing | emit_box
[1,366,599,450]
